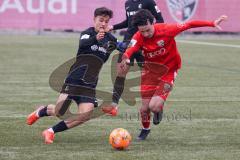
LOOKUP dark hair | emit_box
[94,7,113,18]
[132,9,154,27]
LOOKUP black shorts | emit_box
[68,95,98,107]
[61,83,98,107]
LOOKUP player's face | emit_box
[94,15,110,32]
[138,22,155,38]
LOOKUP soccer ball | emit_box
[109,128,132,150]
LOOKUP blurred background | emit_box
[0,0,239,34]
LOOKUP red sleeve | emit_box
[166,21,215,36]
[123,33,143,59]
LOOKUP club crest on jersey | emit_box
[157,40,165,47]
[166,0,198,23]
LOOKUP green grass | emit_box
[0,35,240,160]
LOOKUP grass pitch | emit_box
[0,35,240,160]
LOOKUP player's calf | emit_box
[149,96,165,125]
[153,109,163,125]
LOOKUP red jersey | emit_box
[124,21,215,71]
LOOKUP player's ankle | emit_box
[52,121,69,133]
[111,102,118,107]
[142,127,150,130]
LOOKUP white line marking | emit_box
[177,40,240,48]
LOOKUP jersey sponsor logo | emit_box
[91,45,107,54]
[147,48,166,58]
[91,45,98,51]
[98,46,107,53]
[157,40,165,47]
[127,11,137,17]
[166,0,198,23]
[81,34,90,39]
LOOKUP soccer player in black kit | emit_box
[26,7,117,144]
[104,0,164,140]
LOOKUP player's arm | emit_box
[168,15,227,36]
[147,0,164,23]
[113,12,129,30]
[106,13,128,32]
[121,33,142,69]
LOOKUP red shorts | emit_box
[141,70,178,100]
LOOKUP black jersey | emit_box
[113,0,164,36]
[64,27,117,89]
[77,27,117,62]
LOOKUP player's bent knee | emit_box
[149,96,164,112]
[149,102,164,113]
[151,107,161,113]
[140,106,149,114]
[47,104,55,110]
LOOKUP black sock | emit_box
[52,121,68,133]
[112,76,125,104]
[38,106,49,117]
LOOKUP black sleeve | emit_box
[147,0,164,23]
[79,31,97,48]
[105,34,118,53]
[113,12,128,30]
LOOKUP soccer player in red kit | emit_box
[120,9,227,140]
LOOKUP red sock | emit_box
[141,111,151,129]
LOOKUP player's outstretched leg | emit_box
[42,101,94,144]
[106,61,129,116]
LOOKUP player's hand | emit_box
[105,25,113,32]
[214,15,227,30]
[120,55,130,71]
[96,28,105,41]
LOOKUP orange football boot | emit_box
[42,129,55,144]
[102,104,118,116]
[26,106,44,125]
